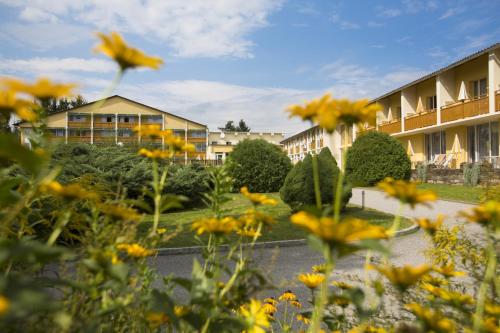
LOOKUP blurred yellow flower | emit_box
[298,273,325,289]
[377,177,437,208]
[287,94,331,122]
[0,295,9,316]
[422,284,474,306]
[0,90,38,121]
[146,311,169,328]
[483,317,500,333]
[239,209,276,227]
[349,325,387,333]
[370,264,431,292]
[174,305,189,317]
[263,297,278,306]
[332,295,350,308]
[459,200,500,229]
[240,187,278,206]
[138,148,171,159]
[262,302,277,315]
[3,77,75,100]
[157,228,167,235]
[278,290,297,302]
[95,32,163,71]
[117,243,155,257]
[296,314,311,325]
[405,303,456,333]
[191,217,238,236]
[290,300,302,308]
[134,124,163,138]
[40,180,98,201]
[433,263,466,278]
[236,227,261,238]
[422,274,449,287]
[416,215,444,236]
[312,263,326,273]
[99,203,141,221]
[239,299,270,333]
[164,131,195,153]
[332,281,353,290]
[291,211,387,246]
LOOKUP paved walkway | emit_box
[152,188,480,302]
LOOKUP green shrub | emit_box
[345,131,411,187]
[280,148,351,211]
[416,163,428,182]
[463,163,480,187]
[227,139,292,192]
[166,164,209,208]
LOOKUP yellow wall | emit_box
[398,134,425,167]
[389,93,401,120]
[210,145,233,153]
[454,54,488,100]
[415,78,435,113]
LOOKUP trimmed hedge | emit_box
[280,148,351,211]
[345,131,411,187]
[227,139,292,193]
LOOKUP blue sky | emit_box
[0,0,499,134]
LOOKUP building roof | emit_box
[17,95,207,128]
[280,125,319,144]
[370,42,500,103]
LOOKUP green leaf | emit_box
[0,133,46,174]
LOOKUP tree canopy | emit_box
[219,119,251,132]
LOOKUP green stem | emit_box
[309,246,334,333]
[47,211,71,246]
[473,236,497,332]
[90,70,123,113]
[334,149,347,222]
[151,159,160,235]
[311,154,322,209]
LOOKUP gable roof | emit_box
[18,95,207,128]
[370,42,500,103]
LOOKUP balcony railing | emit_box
[441,96,489,123]
[404,110,437,131]
[68,121,91,128]
[117,122,137,129]
[67,136,91,142]
[93,122,115,129]
[378,119,401,134]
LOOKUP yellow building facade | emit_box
[17,95,209,162]
[283,43,500,169]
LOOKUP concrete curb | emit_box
[155,224,420,256]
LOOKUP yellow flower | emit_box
[240,187,278,206]
[164,133,195,153]
[291,211,387,246]
[191,217,238,236]
[349,325,387,333]
[316,98,380,132]
[99,203,142,221]
[377,177,437,208]
[422,284,474,306]
[370,264,431,292]
[278,290,297,302]
[298,273,325,289]
[146,311,169,328]
[134,124,164,138]
[483,317,500,333]
[405,303,456,333]
[416,215,444,236]
[0,295,9,316]
[138,148,171,159]
[174,305,189,317]
[263,297,278,306]
[433,263,466,278]
[262,302,277,315]
[3,77,75,100]
[459,200,500,229]
[236,228,261,238]
[239,209,276,227]
[117,243,155,257]
[485,303,500,316]
[312,263,326,273]
[95,32,163,71]
[296,314,311,325]
[157,228,167,235]
[421,274,449,287]
[40,181,98,201]
[332,295,350,308]
[290,300,302,308]
[332,281,353,290]
[0,90,38,121]
[287,94,331,122]
[239,299,270,333]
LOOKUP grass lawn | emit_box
[139,193,412,248]
[416,183,484,203]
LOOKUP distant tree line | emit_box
[219,119,251,132]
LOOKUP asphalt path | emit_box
[150,188,481,303]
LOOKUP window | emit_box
[426,96,437,110]
[425,131,446,161]
[69,114,88,122]
[226,142,232,146]
[118,129,133,137]
[49,128,65,137]
[68,129,91,137]
[95,129,115,137]
[467,122,499,162]
[173,130,185,137]
[143,115,162,123]
[470,78,487,99]
[106,116,113,123]
[118,115,136,123]
[195,143,207,152]
[189,130,207,138]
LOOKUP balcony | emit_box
[441,96,489,123]
[68,120,91,128]
[117,122,137,129]
[67,136,91,143]
[378,119,401,134]
[404,110,437,131]
[94,121,115,129]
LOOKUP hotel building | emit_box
[282,43,500,169]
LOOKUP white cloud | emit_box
[331,13,360,30]
[0,57,116,76]
[1,0,284,58]
[439,6,466,20]
[378,8,402,18]
[19,7,59,23]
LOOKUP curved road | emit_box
[150,188,480,301]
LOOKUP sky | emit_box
[0,0,499,135]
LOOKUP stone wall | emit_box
[411,163,500,185]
